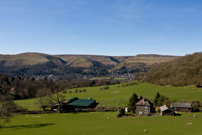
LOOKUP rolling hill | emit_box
[0,52,179,76]
[145,52,202,86]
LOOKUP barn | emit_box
[51,97,98,112]
[171,102,192,112]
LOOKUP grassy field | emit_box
[4,82,202,135]
[15,82,202,110]
[113,78,126,80]
[1,112,202,135]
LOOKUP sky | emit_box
[0,0,202,56]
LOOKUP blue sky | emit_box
[0,0,202,56]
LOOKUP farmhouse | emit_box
[136,98,154,115]
[171,102,192,112]
[51,97,98,112]
[160,105,175,116]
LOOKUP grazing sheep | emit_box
[144,129,147,133]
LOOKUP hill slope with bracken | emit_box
[145,52,202,86]
[112,54,178,73]
[0,52,179,76]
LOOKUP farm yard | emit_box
[1,112,202,135]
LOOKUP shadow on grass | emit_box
[1,123,55,129]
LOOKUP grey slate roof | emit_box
[171,102,191,108]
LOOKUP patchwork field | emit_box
[1,112,202,135]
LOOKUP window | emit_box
[145,106,148,109]
[145,110,148,114]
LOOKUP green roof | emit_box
[68,99,96,107]
[68,97,78,102]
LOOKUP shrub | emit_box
[196,83,202,88]
[155,107,161,114]
[103,86,109,90]
[62,91,67,94]
[117,113,122,118]
[119,108,125,115]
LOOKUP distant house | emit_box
[51,97,99,112]
[136,98,154,115]
[171,102,192,112]
[160,105,175,116]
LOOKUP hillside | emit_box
[112,54,178,73]
[0,52,179,76]
[145,53,202,86]
[0,53,66,66]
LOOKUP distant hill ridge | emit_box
[0,52,179,76]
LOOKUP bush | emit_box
[155,107,161,114]
[117,113,122,118]
[196,83,202,88]
[103,86,109,90]
[119,108,125,115]
[62,91,67,94]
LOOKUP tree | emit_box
[139,95,143,101]
[192,101,201,112]
[154,92,170,107]
[35,88,52,111]
[162,100,171,106]
[128,93,139,113]
[49,86,65,113]
[154,92,161,106]
[0,95,17,127]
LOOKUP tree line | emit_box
[0,73,120,100]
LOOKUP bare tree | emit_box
[0,95,16,127]
[49,86,65,113]
[35,88,52,111]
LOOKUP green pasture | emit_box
[113,77,126,80]
[15,83,202,110]
[1,112,202,135]
[91,77,111,79]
